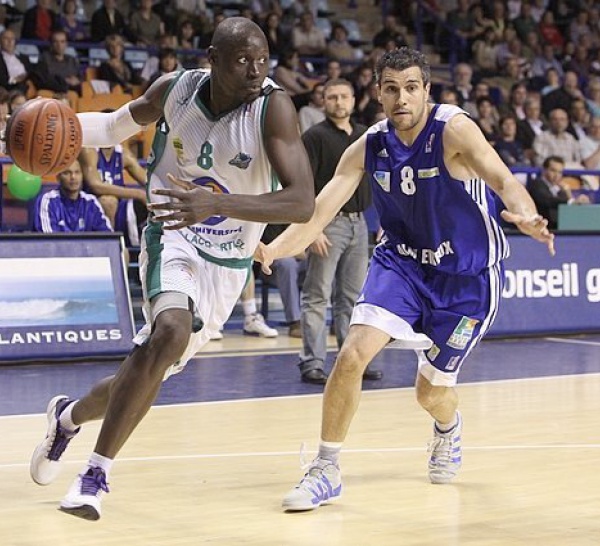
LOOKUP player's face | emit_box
[378,66,430,133]
[58,161,83,194]
[323,84,354,120]
[211,34,270,103]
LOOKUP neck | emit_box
[395,103,432,146]
[329,116,352,134]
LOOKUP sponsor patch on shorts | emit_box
[427,344,440,361]
[446,317,479,350]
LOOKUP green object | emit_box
[6,165,42,201]
[558,204,600,231]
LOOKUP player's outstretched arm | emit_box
[444,114,555,256]
[255,134,367,274]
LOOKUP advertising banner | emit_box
[0,234,135,362]
[489,233,600,336]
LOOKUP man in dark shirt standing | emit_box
[299,78,382,384]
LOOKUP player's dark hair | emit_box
[323,78,354,95]
[375,47,431,86]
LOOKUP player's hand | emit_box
[501,210,555,256]
[254,242,275,275]
[148,174,218,229]
[308,233,332,257]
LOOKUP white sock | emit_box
[243,299,257,317]
[318,440,342,465]
[435,412,458,433]
[58,401,79,432]
[88,452,114,478]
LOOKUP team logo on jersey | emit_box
[229,152,252,170]
[173,137,184,162]
[377,148,389,158]
[425,133,435,153]
[427,344,440,362]
[373,171,390,192]
[446,317,479,350]
[189,176,230,226]
[417,167,439,179]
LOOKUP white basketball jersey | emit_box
[147,70,281,263]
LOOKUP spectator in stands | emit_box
[90,0,127,43]
[0,29,30,93]
[445,0,477,61]
[176,20,200,69]
[449,62,473,106]
[260,223,307,338]
[197,11,225,50]
[499,81,528,120]
[569,10,593,45]
[540,67,561,96]
[527,155,590,229]
[298,82,325,133]
[140,33,180,86]
[538,10,565,52]
[8,88,26,113]
[292,11,326,57]
[484,57,522,103]
[59,0,87,42]
[79,139,147,246]
[354,80,381,125]
[0,86,8,132]
[522,30,542,67]
[463,81,493,118]
[517,95,546,161]
[128,0,164,47]
[495,114,531,172]
[474,96,500,144]
[326,22,363,68]
[324,58,342,81]
[173,0,208,36]
[262,11,290,58]
[145,48,179,90]
[542,70,585,117]
[21,0,59,41]
[513,1,538,42]
[33,160,112,233]
[533,107,583,167]
[372,14,407,50]
[567,98,590,140]
[564,44,593,84]
[31,29,81,95]
[581,117,600,184]
[470,3,495,41]
[490,0,508,43]
[439,88,460,105]
[98,34,141,95]
[472,28,499,78]
[531,43,564,80]
[585,78,600,117]
[273,48,312,107]
[350,64,374,112]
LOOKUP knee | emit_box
[147,315,190,364]
[334,344,369,378]
[415,382,447,411]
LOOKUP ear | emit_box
[377,84,382,104]
[207,46,217,66]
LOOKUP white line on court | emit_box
[544,337,600,347]
[2,443,600,470]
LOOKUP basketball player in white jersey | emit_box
[30,17,315,521]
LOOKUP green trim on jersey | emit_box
[194,77,234,122]
[161,69,186,110]
[194,244,253,270]
[146,119,169,179]
[144,222,164,300]
[259,92,280,193]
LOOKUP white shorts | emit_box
[133,224,251,379]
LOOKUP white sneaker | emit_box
[282,458,342,511]
[427,411,462,484]
[243,313,278,337]
[60,466,109,521]
[208,329,223,340]
[30,395,79,486]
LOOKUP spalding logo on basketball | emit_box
[190,176,229,226]
[6,98,82,177]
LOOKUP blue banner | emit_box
[0,234,135,361]
[490,233,600,336]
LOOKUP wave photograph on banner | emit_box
[0,257,118,327]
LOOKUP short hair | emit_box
[323,78,354,95]
[543,155,565,168]
[375,47,431,86]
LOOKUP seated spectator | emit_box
[527,155,590,229]
[581,116,600,189]
[567,98,590,140]
[144,48,179,90]
[91,0,127,43]
[517,95,546,161]
[531,43,564,81]
[513,1,538,42]
[292,11,326,57]
[540,67,561,96]
[439,88,460,105]
[586,78,600,118]
[176,20,200,69]
[298,82,325,133]
[79,140,147,246]
[128,0,164,47]
[564,44,593,84]
[449,62,473,106]
[8,89,26,113]
[273,49,312,107]
[499,82,528,120]
[495,114,531,180]
[33,160,112,233]
[173,0,209,36]
[324,58,342,82]
[0,86,8,133]
[354,81,381,126]
[98,34,141,95]
[472,28,499,79]
[59,0,87,42]
[533,107,583,166]
[262,11,291,58]
[350,64,374,111]
[542,72,585,117]
[463,81,492,118]
[538,10,564,52]
[0,29,30,93]
[31,29,81,95]
[326,22,363,68]
[21,0,59,41]
[260,223,307,338]
[372,15,407,50]
[140,33,180,86]
[484,57,523,103]
[474,96,500,144]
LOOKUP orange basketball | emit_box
[5,98,82,177]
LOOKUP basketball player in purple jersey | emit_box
[251,47,555,510]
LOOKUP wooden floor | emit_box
[1,370,600,545]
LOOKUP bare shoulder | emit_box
[444,113,482,146]
[263,89,300,137]
[129,72,182,126]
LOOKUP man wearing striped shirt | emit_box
[33,160,112,233]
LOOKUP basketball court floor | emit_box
[1,332,600,545]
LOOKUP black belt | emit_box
[336,211,362,220]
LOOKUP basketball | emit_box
[5,98,82,177]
